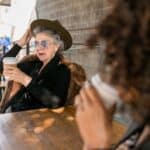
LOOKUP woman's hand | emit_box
[3,65,32,87]
[15,28,32,47]
[75,84,113,149]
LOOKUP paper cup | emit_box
[3,57,17,80]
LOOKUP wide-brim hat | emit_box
[30,19,72,50]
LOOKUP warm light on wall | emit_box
[0,0,11,6]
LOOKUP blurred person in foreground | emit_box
[0,19,72,112]
[75,0,150,149]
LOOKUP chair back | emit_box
[62,59,86,105]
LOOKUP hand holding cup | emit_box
[3,57,32,86]
[3,57,17,81]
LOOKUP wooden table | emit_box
[0,106,127,150]
[0,107,83,150]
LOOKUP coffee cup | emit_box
[89,74,122,110]
[3,57,17,80]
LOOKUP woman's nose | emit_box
[36,45,44,50]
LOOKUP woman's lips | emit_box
[38,52,45,56]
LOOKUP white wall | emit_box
[0,0,37,40]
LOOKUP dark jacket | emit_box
[114,120,150,150]
[0,44,71,112]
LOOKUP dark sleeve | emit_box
[17,61,35,75]
[0,44,22,73]
[26,65,71,108]
[51,65,71,104]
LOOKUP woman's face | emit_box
[34,32,59,65]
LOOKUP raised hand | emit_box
[16,28,32,47]
[75,84,113,149]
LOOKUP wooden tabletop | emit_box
[0,106,127,150]
[0,107,83,150]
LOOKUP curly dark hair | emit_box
[87,0,150,120]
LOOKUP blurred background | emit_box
[0,0,112,78]
[0,0,36,58]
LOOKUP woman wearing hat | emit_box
[0,19,72,112]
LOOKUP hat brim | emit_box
[31,19,72,50]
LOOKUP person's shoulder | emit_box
[17,55,40,73]
[19,55,39,64]
[18,55,40,66]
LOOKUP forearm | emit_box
[84,145,112,150]
[84,148,112,150]
[4,44,22,57]
[26,80,62,108]
[8,81,22,100]
[83,131,112,150]
[0,44,22,73]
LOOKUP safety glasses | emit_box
[33,40,54,49]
